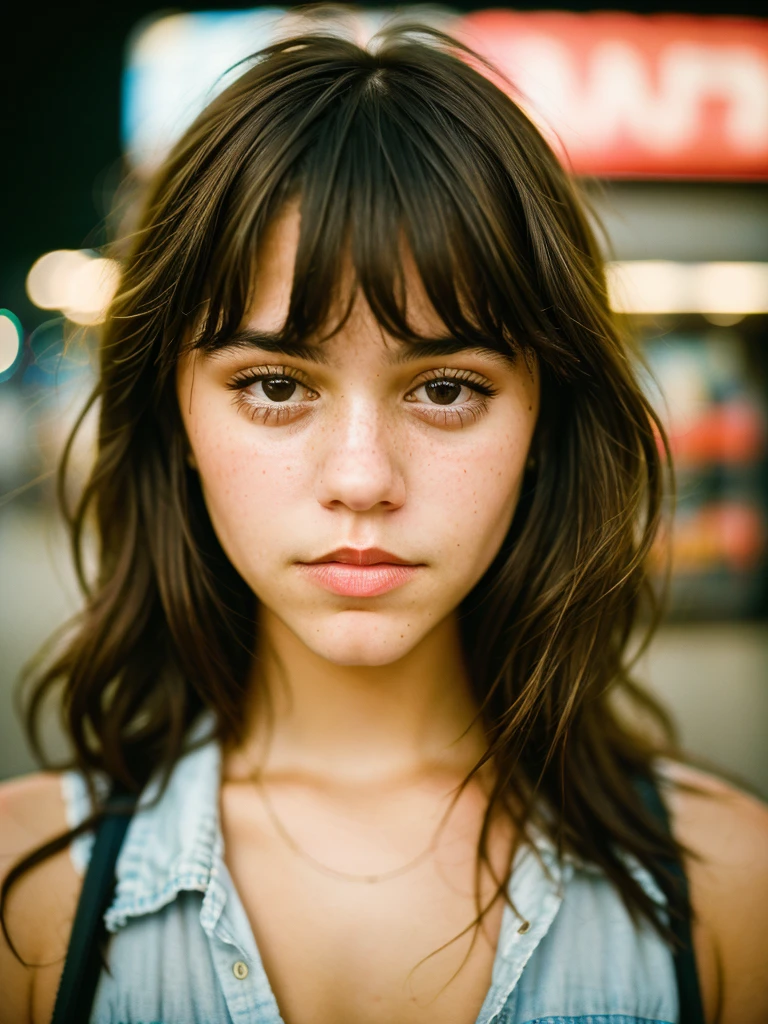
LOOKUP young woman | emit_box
[1,20,767,1024]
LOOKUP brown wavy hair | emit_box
[4,20,694,966]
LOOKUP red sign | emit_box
[453,12,768,179]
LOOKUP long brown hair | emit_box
[4,19,694,965]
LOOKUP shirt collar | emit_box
[104,710,223,933]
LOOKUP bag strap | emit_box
[633,774,707,1024]
[51,785,137,1024]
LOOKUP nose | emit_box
[314,395,406,512]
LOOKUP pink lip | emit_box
[297,547,423,597]
[297,562,421,597]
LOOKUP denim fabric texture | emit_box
[61,713,679,1024]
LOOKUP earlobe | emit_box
[186,450,198,471]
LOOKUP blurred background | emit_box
[2,2,768,795]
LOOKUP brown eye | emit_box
[262,377,298,402]
[424,380,463,405]
[227,367,317,425]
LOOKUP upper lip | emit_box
[304,547,417,566]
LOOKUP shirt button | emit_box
[233,960,249,980]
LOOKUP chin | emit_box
[302,615,420,668]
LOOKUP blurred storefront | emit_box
[2,7,767,790]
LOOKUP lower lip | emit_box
[297,562,422,597]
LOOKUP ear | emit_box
[186,448,198,471]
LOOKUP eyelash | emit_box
[225,365,499,427]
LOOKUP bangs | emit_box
[185,31,570,368]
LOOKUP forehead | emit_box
[249,201,447,330]
[223,201,518,371]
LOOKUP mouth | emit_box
[297,547,424,597]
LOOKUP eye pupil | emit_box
[263,377,297,402]
[426,380,462,405]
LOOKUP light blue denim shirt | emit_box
[62,715,679,1024]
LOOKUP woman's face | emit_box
[176,204,540,667]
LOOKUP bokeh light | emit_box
[26,250,91,310]
[607,261,768,315]
[0,309,23,378]
[25,250,120,324]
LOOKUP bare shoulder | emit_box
[0,771,85,1024]
[660,760,768,1024]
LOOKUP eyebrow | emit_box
[206,328,516,368]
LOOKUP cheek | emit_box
[186,404,306,558]
[411,418,529,561]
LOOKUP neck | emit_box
[227,606,489,787]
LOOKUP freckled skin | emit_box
[176,205,540,671]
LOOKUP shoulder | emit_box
[0,771,85,1024]
[660,760,768,1024]
[0,770,71,847]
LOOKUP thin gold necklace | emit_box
[254,772,446,884]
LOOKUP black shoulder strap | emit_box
[633,774,707,1024]
[51,786,137,1024]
